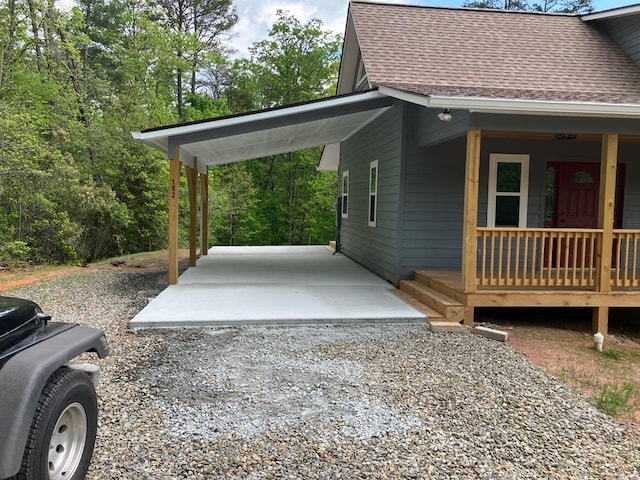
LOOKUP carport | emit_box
[130,90,426,327]
[132,90,393,284]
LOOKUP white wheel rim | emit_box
[48,402,87,480]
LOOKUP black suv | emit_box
[0,295,108,480]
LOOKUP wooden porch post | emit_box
[168,147,182,285]
[200,169,209,256]
[186,163,198,267]
[594,133,618,335]
[462,129,481,326]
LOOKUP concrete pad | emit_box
[129,246,427,329]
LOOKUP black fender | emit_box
[0,325,108,479]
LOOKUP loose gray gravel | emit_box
[8,267,640,479]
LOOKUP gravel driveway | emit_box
[9,267,640,479]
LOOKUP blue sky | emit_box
[231,0,638,57]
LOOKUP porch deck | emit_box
[414,268,640,309]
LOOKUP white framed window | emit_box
[487,154,529,228]
[341,170,349,218]
[368,160,378,227]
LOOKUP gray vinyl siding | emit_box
[399,110,467,277]
[593,16,640,67]
[339,104,403,284]
[416,108,470,147]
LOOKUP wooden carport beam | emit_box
[186,163,199,267]
[462,129,481,326]
[594,133,619,335]
[168,148,182,285]
[200,170,209,256]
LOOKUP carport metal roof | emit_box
[132,89,394,173]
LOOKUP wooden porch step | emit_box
[414,270,466,303]
[391,288,443,320]
[399,280,464,322]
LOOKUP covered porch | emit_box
[401,129,640,336]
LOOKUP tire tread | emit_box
[17,368,97,480]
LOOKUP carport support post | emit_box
[186,163,198,267]
[200,169,209,256]
[168,148,182,285]
[462,129,481,326]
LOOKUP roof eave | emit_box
[581,3,640,21]
[131,89,387,145]
[378,86,640,119]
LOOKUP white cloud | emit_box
[230,0,349,58]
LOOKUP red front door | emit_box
[552,162,625,229]
[556,163,600,228]
[547,161,625,267]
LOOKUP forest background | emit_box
[0,0,341,265]
[0,0,594,266]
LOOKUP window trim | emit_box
[487,154,529,228]
[368,160,378,227]
[341,170,349,219]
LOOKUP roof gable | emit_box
[345,1,640,104]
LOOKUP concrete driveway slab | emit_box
[129,246,426,329]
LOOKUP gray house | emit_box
[134,1,640,335]
[322,1,640,334]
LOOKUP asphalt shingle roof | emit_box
[350,1,640,104]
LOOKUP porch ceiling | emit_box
[132,90,393,173]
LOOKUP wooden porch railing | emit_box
[612,229,640,288]
[477,228,640,289]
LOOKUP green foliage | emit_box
[601,348,624,361]
[0,241,31,266]
[0,2,342,263]
[184,93,231,121]
[209,164,259,245]
[596,384,635,416]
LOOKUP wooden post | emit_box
[200,169,209,256]
[168,148,182,285]
[186,164,198,267]
[594,134,618,336]
[596,134,618,294]
[461,130,481,326]
[592,306,609,336]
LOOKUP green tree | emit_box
[225,11,340,245]
[157,0,237,120]
[209,164,259,245]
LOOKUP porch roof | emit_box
[131,90,393,174]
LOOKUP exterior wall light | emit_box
[437,109,452,122]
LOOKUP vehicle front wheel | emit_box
[18,368,98,480]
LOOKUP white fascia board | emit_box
[377,86,432,107]
[377,86,640,118]
[581,4,640,21]
[131,90,388,142]
[429,96,640,118]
